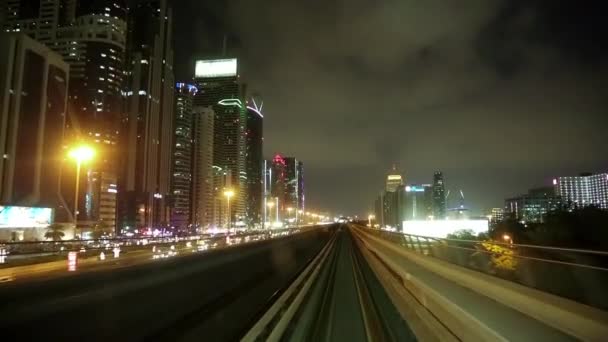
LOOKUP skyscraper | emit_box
[269,154,287,214]
[194,58,245,226]
[554,173,608,209]
[170,83,197,231]
[0,33,69,208]
[2,0,128,227]
[386,166,403,192]
[403,184,433,221]
[432,171,447,219]
[118,0,174,234]
[191,106,214,229]
[284,157,304,222]
[244,97,263,227]
[297,160,305,215]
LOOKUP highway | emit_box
[0,227,333,341]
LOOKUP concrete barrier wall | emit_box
[354,227,608,341]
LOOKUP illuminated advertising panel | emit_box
[405,185,425,192]
[0,206,53,228]
[195,58,237,78]
[402,220,488,238]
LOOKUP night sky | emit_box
[172,0,608,216]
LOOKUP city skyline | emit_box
[1,3,607,340]
[172,1,607,215]
[1,1,606,219]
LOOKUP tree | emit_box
[491,218,527,243]
[44,223,65,241]
[91,220,112,240]
[527,207,608,250]
[447,229,478,241]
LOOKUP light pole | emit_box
[266,200,275,229]
[68,145,95,233]
[224,189,234,234]
[287,207,293,226]
[274,197,279,226]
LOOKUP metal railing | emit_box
[361,226,608,310]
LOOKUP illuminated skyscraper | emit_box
[386,166,403,192]
[118,0,174,233]
[193,58,246,225]
[432,171,447,219]
[269,154,287,214]
[284,157,304,222]
[403,184,433,221]
[245,97,263,226]
[170,83,197,231]
[191,106,214,228]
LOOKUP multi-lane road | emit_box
[0,227,332,340]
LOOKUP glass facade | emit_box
[505,187,562,223]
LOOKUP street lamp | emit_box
[274,197,279,225]
[224,189,234,234]
[503,234,513,245]
[267,200,275,229]
[68,145,95,232]
[287,207,293,225]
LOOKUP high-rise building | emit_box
[432,171,447,219]
[85,170,117,229]
[297,160,305,215]
[0,33,69,209]
[505,187,562,223]
[383,190,400,228]
[374,193,384,227]
[244,97,263,227]
[269,154,287,214]
[170,83,197,231]
[386,166,403,192]
[191,106,214,229]
[118,0,174,234]
[553,173,608,210]
[193,58,245,227]
[487,208,504,225]
[263,159,273,225]
[2,0,128,228]
[403,184,433,221]
[284,157,304,223]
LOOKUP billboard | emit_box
[0,206,53,228]
[195,58,237,78]
[402,219,488,239]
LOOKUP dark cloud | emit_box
[174,0,608,215]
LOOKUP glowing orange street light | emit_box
[68,145,95,230]
[224,189,234,233]
[368,214,375,226]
